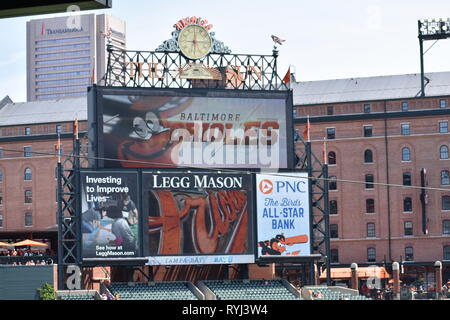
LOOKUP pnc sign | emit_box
[259,179,274,195]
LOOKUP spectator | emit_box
[313,291,323,299]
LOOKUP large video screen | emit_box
[80,171,141,259]
[256,172,311,259]
[89,87,293,169]
[142,171,255,265]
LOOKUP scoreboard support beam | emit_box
[297,140,331,286]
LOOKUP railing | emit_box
[102,48,289,91]
[0,255,57,265]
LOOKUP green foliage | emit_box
[37,283,55,300]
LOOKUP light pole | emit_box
[418,18,450,97]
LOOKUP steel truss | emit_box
[57,140,82,290]
[102,46,288,91]
[296,137,331,285]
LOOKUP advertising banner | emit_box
[256,172,311,258]
[81,171,141,259]
[95,90,290,169]
[142,171,254,265]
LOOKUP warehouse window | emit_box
[328,152,337,165]
[444,246,450,260]
[367,223,376,238]
[24,147,32,158]
[330,200,338,215]
[404,197,413,212]
[364,150,374,163]
[330,249,339,264]
[403,172,412,186]
[402,147,411,161]
[330,224,339,239]
[24,213,32,227]
[24,190,32,204]
[443,220,450,235]
[405,247,414,261]
[329,176,337,190]
[404,221,413,236]
[402,102,409,112]
[327,106,334,115]
[327,128,335,140]
[401,124,410,136]
[24,168,32,181]
[365,174,375,189]
[364,125,373,137]
[443,196,450,211]
[441,170,450,185]
[440,146,449,160]
[366,199,375,214]
[367,248,376,263]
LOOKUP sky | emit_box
[1,0,450,102]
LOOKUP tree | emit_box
[37,283,55,300]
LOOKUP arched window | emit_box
[24,168,32,181]
[402,147,411,161]
[367,248,376,262]
[328,151,336,165]
[365,174,374,189]
[367,223,376,238]
[441,146,449,160]
[404,197,413,212]
[364,150,373,163]
[441,170,450,185]
[24,213,33,227]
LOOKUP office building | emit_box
[26,13,126,101]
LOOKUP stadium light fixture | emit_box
[418,18,450,97]
[0,0,112,19]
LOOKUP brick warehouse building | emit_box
[293,71,450,286]
[0,96,87,251]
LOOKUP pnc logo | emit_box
[259,179,274,195]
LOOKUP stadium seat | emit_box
[108,282,199,300]
[204,280,300,300]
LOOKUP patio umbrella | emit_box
[12,240,48,247]
[388,279,403,284]
[0,242,11,247]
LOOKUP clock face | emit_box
[178,25,212,60]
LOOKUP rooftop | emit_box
[0,97,87,127]
[292,71,450,105]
